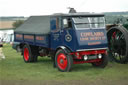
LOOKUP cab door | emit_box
[62,17,75,51]
[50,17,63,50]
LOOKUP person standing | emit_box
[0,38,5,60]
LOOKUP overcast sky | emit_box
[0,0,128,17]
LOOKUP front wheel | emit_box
[55,49,73,72]
[91,54,108,68]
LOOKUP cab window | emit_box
[63,18,72,28]
[51,17,61,31]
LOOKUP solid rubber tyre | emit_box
[55,49,73,72]
[23,45,37,62]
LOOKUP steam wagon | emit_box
[14,13,108,72]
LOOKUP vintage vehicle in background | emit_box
[107,25,128,63]
[14,12,109,72]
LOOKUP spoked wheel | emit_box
[55,49,73,72]
[92,54,108,68]
[107,26,128,63]
[23,44,38,62]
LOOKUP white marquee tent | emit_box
[0,29,14,43]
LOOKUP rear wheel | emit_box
[92,54,108,68]
[55,49,73,72]
[23,45,38,62]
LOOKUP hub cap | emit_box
[57,53,68,70]
[24,48,29,61]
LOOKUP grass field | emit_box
[0,44,128,85]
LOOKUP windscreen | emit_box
[73,17,105,29]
